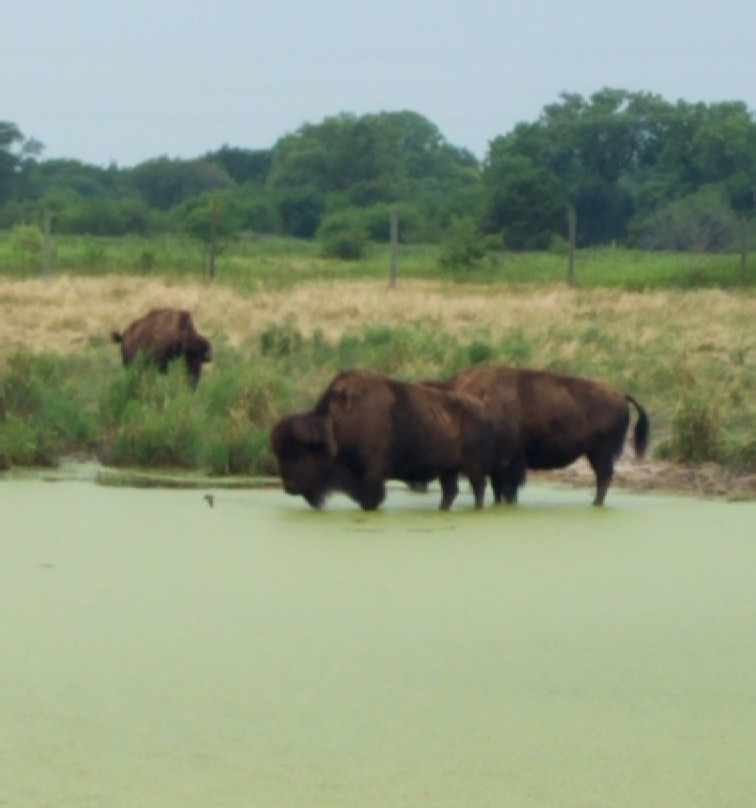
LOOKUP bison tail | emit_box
[110,331,123,344]
[626,395,649,460]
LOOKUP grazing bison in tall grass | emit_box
[111,308,212,387]
[270,368,496,511]
[445,365,649,506]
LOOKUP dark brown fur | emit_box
[270,368,496,511]
[111,308,212,386]
[446,365,649,506]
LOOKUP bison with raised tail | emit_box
[445,365,649,506]
[111,308,212,387]
[270,368,496,511]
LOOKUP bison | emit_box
[444,365,649,506]
[111,308,212,387]
[270,368,496,511]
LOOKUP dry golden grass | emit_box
[1,274,753,367]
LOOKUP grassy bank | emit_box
[0,268,753,481]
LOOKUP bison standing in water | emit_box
[111,308,212,387]
[446,365,649,506]
[270,368,496,511]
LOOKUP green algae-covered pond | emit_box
[1,478,755,807]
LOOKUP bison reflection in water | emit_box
[444,365,649,506]
[111,308,212,387]
[270,368,497,511]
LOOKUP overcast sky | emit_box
[3,0,754,167]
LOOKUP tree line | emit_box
[1,88,755,256]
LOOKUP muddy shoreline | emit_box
[542,455,756,502]
[3,454,754,502]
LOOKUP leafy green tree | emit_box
[0,122,25,206]
[23,158,124,198]
[170,185,282,236]
[50,190,153,235]
[210,146,272,185]
[630,185,738,250]
[3,96,754,251]
[689,102,756,212]
[129,156,232,210]
[267,111,481,238]
[268,112,405,201]
[539,89,641,244]
[483,147,565,248]
[277,186,325,238]
[483,89,756,248]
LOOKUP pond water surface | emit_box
[1,478,755,807]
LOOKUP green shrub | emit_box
[438,215,485,271]
[721,436,756,473]
[549,233,569,254]
[259,318,304,357]
[10,223,43,267]
[317,211,369,260]
[112,407,204,468]
[467,340,496,365]
[498,329,533,364]
[337,334,363,367]
[657,395,724,464]
[205,423,270,475]
[0,414,44,466]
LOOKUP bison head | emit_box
[184,334,212,387]
[270,413,337,508]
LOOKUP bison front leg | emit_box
[185,357,202,388]
[354,478,387,511]
[489,469,506,504]
[438,471,459,510]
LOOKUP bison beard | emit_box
[446,365,649,506]
[270,368,496,511]
[111,308,212,387]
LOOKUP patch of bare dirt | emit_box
[541,455,756,502]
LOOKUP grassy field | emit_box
[1,230,754,290]
[0,235,754,486]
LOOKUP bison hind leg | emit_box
[587,449,615,506]
[492,455,527,505]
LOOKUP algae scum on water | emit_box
[2,479,755,807]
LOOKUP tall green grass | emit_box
[1,232,753,291]
[0,352,100,466]
[1,317,754,475]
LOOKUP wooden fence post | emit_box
[389,209,398,288]
[740,214,748,280]
[208,196,218,280]
[42,209,53,277]
[567,204,576,285]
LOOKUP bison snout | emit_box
[281,477,300,495]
